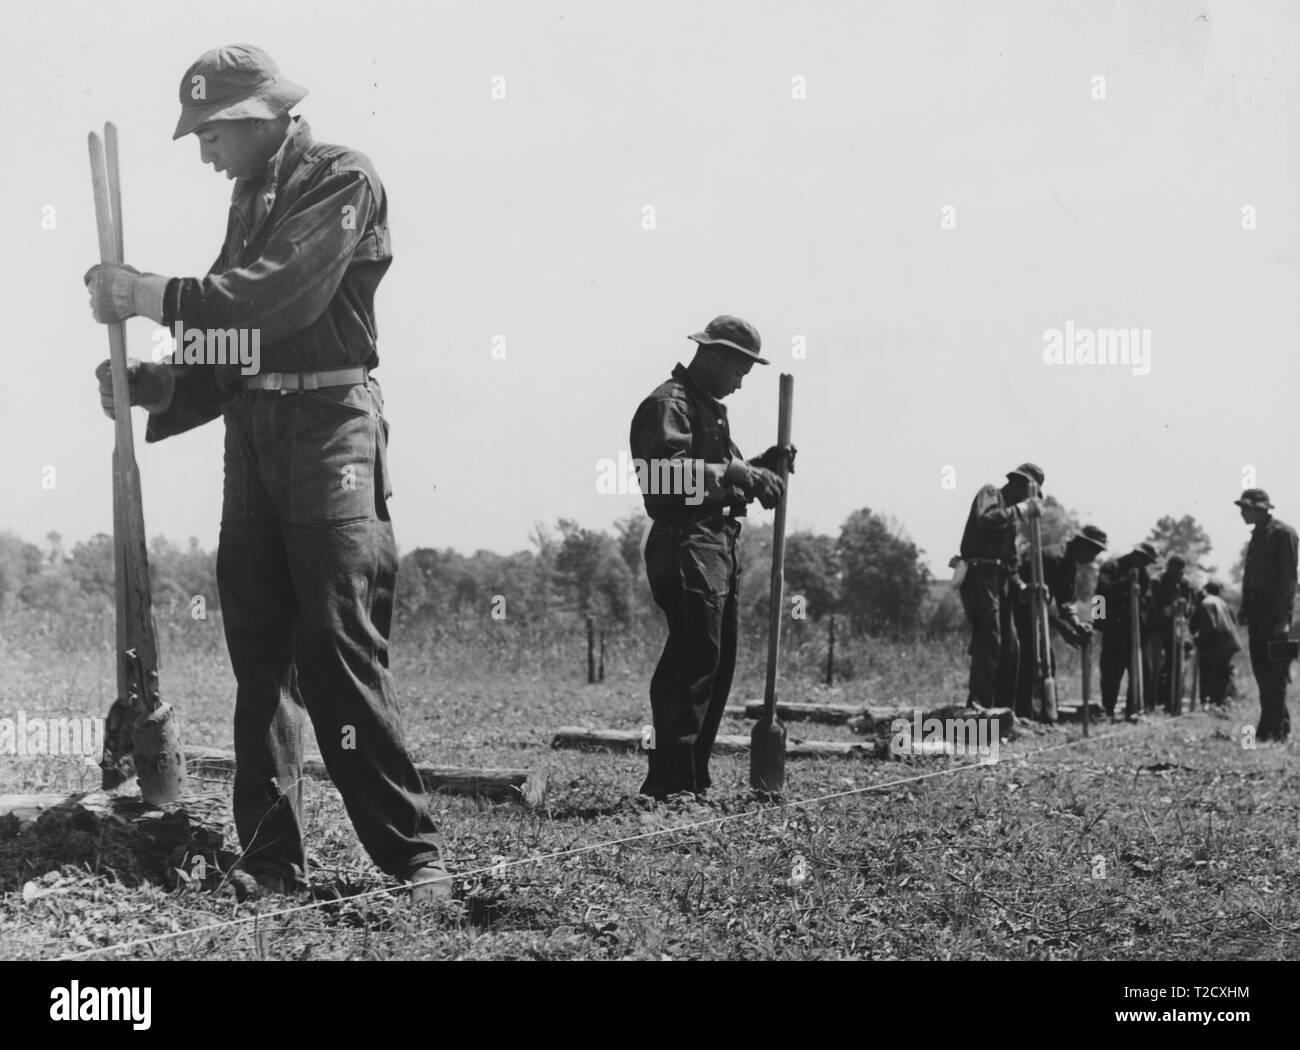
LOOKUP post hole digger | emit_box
[1025,481,1057,723]
[88,123,185,805]
[750,373,794,795]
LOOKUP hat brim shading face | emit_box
[173,80,309,140]
[1075,536,1108,554]
[688,333,769,365]
[1233,498,1272,510]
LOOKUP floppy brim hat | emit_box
[1233,491,1274,510]
[1005,463,1045,489]
[172,45,309,140]
[173,81,308,140]
[1072,527,1108,553]
[688,315,769,365]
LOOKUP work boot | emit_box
[407,862,454,904]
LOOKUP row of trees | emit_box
[394,508,934,635]
[0,531,216,616]
[0,509,1247,634]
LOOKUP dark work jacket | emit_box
[629,363,749,520]
[1093,555,1152,636]
[1190,594,1241,657]
[1149,572,1195,631]
[1241,516,1299,622]
[1017,550,1083,628]
[959,483,1019,564]
[146,117,392,441]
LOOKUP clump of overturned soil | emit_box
[0,793,240,893]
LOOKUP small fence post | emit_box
[587,615,596,684]
[825,615,835,686]
[599,628,606,682]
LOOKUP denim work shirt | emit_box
[1093,555,1153,635]
[629,363,749,520]
[1017,550,1083,629]
[1241,516,1299,622]
[146,116,392,442]
[959,484,1020,564]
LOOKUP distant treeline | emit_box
[0,506,1246,637]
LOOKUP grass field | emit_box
[1,608,1297,961]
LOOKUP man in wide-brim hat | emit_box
[1092,542,1158,721]
[1236,488,1298,742]
[955,463,1045,710]
[1013,524,1108,721]
[84,44,451,901]
[629,314,793,801]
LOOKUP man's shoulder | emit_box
[298,140,384,191]
[637,374,692,412]
[1269,517,1299,541]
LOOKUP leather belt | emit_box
[659,504,746,527]
[963,557,1016,570]
[244,367,368,393]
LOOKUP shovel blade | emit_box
[1041,679,1058,724]
[749,716,786,795]
[133,702,186,805]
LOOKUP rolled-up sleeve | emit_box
[971,484,1017,530]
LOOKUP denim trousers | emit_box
[215,377,444,882]
[1246,618,1292,741]
[959,564,1019,708]
[1011,597,1056,719]
[642,516,741,799]
[1098,629,1153,717]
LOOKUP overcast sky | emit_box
[2,0,1296,578]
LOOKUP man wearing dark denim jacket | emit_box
[84,45,449,901]
[1236,488,1298,742]
[956,464,1043,710]
[629,315,793,801]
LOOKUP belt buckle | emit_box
[261,372,284,392]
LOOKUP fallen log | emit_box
[1055,702,1106,724]
[185,746,547,807]
[550,727,877,759]
[740,701,864,724]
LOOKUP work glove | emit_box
[84,263,169,324]
[95,357,175,418]
[749,444,797,476]
[744,465,785,510]
[1014,498,1042,520]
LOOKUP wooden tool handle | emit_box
[1129,569,1144,710]
[762,374,794,720]
[88,130,136,461]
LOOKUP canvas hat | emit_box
[172,44,308,140]
[1072,525,1108,553]
[1133,542,1158,563]
[1234,488,1274,510]
[688,315,769,365]
[1006,462,1045,488]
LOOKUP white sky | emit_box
[2,0,1296,577]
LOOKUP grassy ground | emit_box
[1,610,1297,960]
